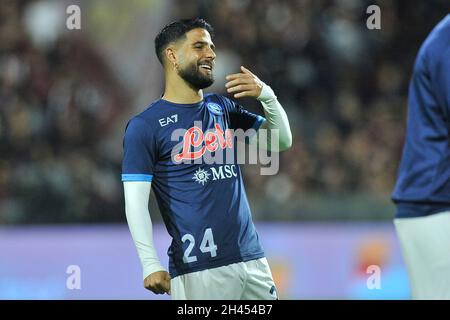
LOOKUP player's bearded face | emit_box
[178,59,214,90]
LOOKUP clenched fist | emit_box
[144,270,171,295]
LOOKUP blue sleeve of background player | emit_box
[121,116,157,182]
[432,45,450,116]
[220,95,265,131]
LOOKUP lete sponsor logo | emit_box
[174,123,233,163]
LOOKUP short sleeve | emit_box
[221,96,266,131]
[121,117,157,182]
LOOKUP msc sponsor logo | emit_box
[210,165,237,181]
[192,165,237,185]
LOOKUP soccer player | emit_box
[121,18,292,299]
[392,14,450,299]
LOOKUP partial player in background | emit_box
[392,14,450,299]
[121,18,292,299]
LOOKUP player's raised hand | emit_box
[225,66,264,99]
[144,270,171,295]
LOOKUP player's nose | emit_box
[205,47,216,60]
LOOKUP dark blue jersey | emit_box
[122,93,266,277]
[392,15,450,218]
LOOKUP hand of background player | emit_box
[225,66,264,99]
[144,270,171,295]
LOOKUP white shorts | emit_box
[170,257,278,300]
[394,211,450,299]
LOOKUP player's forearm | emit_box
[257,84,292,151]
[123,182,165,279]
[126,209,165,279]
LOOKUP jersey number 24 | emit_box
[182,228,218,263]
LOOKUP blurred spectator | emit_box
[0,0,127,223]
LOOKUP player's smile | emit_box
[198,61,213,73]
[197,56,214,78]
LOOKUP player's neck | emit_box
[163,76,203,104]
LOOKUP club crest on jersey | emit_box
[173,123,233,163]
[206,102,223,116]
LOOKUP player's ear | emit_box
[165,46,178,70]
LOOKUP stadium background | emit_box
[0,0,448,299]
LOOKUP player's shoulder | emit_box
[124,99,167,136]
[124,115,151,139]
[418,15,450,66]
[205,92,231,103]
[429,14,450,44]
[137,99,173,120]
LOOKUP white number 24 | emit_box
[182,228,218,263]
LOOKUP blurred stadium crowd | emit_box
[1,0,448,223]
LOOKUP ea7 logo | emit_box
[159,114,178,127]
